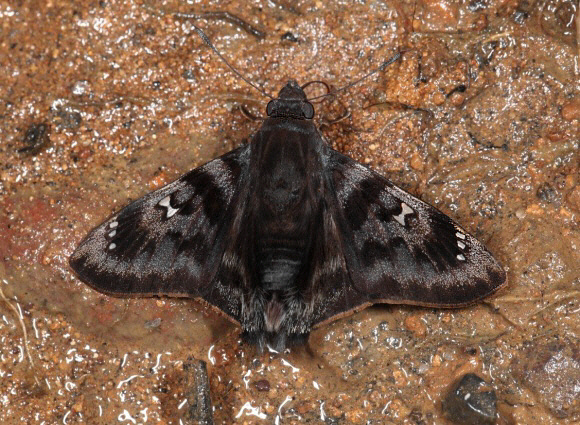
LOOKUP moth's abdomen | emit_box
[257,242,306,291]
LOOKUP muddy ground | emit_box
[0,0,578,424]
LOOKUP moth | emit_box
[70,80,506,350]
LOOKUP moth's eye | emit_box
[266,100,276,117]
[301,102,314,119]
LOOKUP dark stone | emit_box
[254,379,270,392]
[281,31,299,42]
[536,182,560,204]
[467,0,488,12]
[408,409,427,424]
[55,108,82,129]
[182,68,196,81]
[513,10,529,24]
[442,373,497,425]
[18,123,50,154]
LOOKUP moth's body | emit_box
[70,81,506,351]
[243,115,327,348]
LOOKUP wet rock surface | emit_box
[442,373,497,425]
[513,337,580,419]
[1,0,578,424]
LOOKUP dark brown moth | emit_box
[70,80,506,350]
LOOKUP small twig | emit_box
[173,11,265,39]
[143,2,265,39]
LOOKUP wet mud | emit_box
[0,0,578,424]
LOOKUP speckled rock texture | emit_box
[0,0,578,423]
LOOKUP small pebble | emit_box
[144,318,161,329]
[442,373,497,425]
[254,379,270,392]
[561,98,580,121]
[433,92,445,105]
[71,80,90,96]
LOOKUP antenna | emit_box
[143,2,272,99]
[171,8,403,103]
[306,51,402,102]
[189,23,275,100]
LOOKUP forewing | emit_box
[69,145,250,320]
[323,149,506,311]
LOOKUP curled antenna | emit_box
[190,23,275,100]
[306,51,403,102]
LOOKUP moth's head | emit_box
[266,80,314,120]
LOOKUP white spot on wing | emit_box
[108,230,116,238]
[393,202,414,226]
[108,243,116,250]
[457,241,466,250]
[457,254,466,261]
[456,231,466,240]
[158,195,179,218]
[109,221,118,229]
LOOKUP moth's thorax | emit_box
[251,117,325,216]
